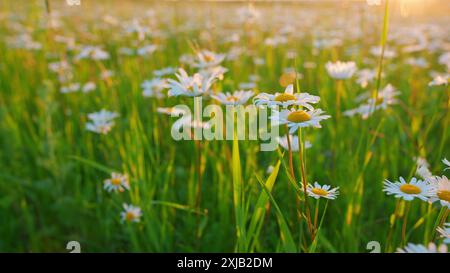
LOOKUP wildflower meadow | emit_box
[0,0,449,253]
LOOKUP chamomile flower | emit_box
[383,177,434,201]
[276,135,312,152]
[211,90,254,105]
[85,109,119,135]
[370,46,397,59]
[253,84,320,109]
[325,61,357,80]
[271,108,331,134]
[307,182,340,200]
[429,75,448,86]
[344,84,400,119]
[82,82,96,93]
[120,203,142,223]
[103,173,130,193]
[355,68,378,88]
[437,223,450,244]
[141,78,168,98]
[192,50,226,69]
[167,68,219,97]
[75,45,109,61]
[429,176,450,208]
[397,243,447,253]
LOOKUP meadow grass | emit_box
[0,0,448,252]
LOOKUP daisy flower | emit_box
[167,68,219,97]
[82,82,96,93]
[437,223,450,244]
[383,177,434,202]
[192,50,226,69]
[429,176,450,208]
[211,90,254,105]
[355,68,377,88]
[120,203,142,223]
[325,61,357,80]
[271,108,331,134]
[370,46,397,59]
[397,243,447,253]
[253,84,320,109]
[85,109,119,135]
[276,134,312,152]
[141,78,168,98]
[307,182,340,200]
[428,75,448,87]
[103,173,130,193]
[75,45,109,61]
[344,84,400,119]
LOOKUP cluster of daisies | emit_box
[103,172,142,224]
[383,158,450,253]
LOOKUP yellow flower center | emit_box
[399,184,421,195]
[274,93,296,102]
[437,190,450,202]
[111,178,122,186]
[125,212,135,221]
[204,54,214,62]
[311,188,328,196]
[226,96,238,102]
[287,110,311,123]
[375,97,384,105]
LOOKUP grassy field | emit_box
[0,0,449,253]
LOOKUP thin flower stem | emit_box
[285,125,297,183]
[297,128,314,240]
[402,202,411,244]
[371,0,390,116]
[433,207,449,241]
[385,198,400,252]
[44,0,51,14]
[314,198,320,228]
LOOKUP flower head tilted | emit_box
[271,108,331,134]
[253,84,320,109]
[104,172,130,193]
[211,90,254,105]
[325,61,357,80]
[168,68,219,97]
[85,109,119,135]
[121,203,142,223]
[307,182,339,200]
[192,50,226,69]
[397,242,447,253]
[383,177,434,202]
